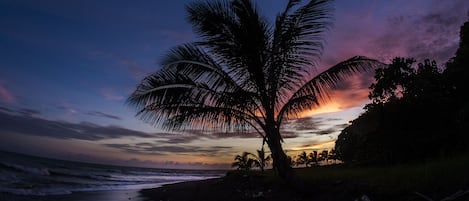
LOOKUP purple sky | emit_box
[0,0,467,169]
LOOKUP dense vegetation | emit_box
[335,21,469,165]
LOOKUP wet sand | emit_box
[138,175,395,201]
[138,173,466,201]
[1,190,143,201]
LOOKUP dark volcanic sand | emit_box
[139,174,422,201]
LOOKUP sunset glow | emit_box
[302,102,343,117]
[289,140,336,152]
[1,0,467,169]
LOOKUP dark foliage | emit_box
[335,21,469,165]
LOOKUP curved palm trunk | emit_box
[265,128,302,188]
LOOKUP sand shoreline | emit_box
[1,189,144,201]
[138,174,402,201]
[139,172,469,201]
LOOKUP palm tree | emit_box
[328,148,337,164]
[232,152,255,171]
[250,147,271,172]
[296,151,309,167]
[308,151,319,166]
[319,150,329,164]
[127,0,383,182]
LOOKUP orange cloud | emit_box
[301,73,373,117]
[289,140,336,152]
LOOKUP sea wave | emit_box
[0,151,225,196]
[0,162,50,176]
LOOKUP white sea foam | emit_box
[0,151,225,196]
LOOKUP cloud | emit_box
[100,88,125,101]
[0,108,292,144]
[201,130,299,140]
[88,50,152,80]
[56,105,79,114]
[332,123,350,130]
[47,151,230,169]
[0,106,15,113]
[315,127,339,135]
[0,106,40,116]
[330,75,374,110]
[104,142,233,156]
[0,83,15,103]
[152,127,299,143]
[288,139,336,152]
[0,107,346,152]
[153,129,299,145]
[350,0,466,65]
[280,115,350,137]
[317,0,468,113]
[371,11,464,64]
[86,111,122,120]
[16,108,41,117]
[0,109,155,141]
[282,117,326,132]
[155,135,198,144]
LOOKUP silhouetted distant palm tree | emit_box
[319,150,329,163]
[251,147,271,172]
[308,151,319,166]
[232,152,255,171]
[328,148,337,164]
[296,151,310,167]
[128,0,383,182]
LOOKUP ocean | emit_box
[0,151,225,201]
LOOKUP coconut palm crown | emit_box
[128,0,383,181]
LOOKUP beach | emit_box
[2,150,468,201]
[139,176,310,201]
[138,172,401,201]
[139,167,469,201]
[1,189,143,201]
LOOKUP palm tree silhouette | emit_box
[250,147,271,172]
[232,151,255,171]
[319,150,329,164]
[127,0,382,182]
[231,147,270,171]
[328,148,337,164]
[309,150,319,166]
[296,151,310,167]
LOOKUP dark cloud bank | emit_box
[0,107,348,156]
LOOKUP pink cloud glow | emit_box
[312,0,468,115]
[321,0,467,68]
[101,88,125,101]
[0,82,15,103]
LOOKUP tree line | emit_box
[290,149,339,167]
[232,148,339,171]
[335,20,469,165]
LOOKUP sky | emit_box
[0,0,468,169]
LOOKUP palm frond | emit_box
[128,79,260,131]
[268,0,334,112]
[127,43,269,131]
[161,43,246,93]
[278,56,385,120]
[186,0,270,99]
